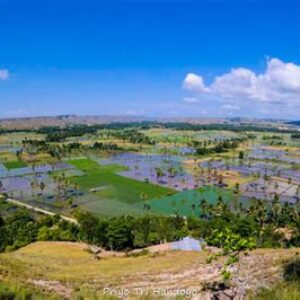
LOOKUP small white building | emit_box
[170,237,204,251]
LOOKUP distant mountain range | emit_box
[0,114,297,130]
[288,121,300,126]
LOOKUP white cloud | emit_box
[0,69,9,80]
[183,58,300,105]
[183,97,199,104]
[182,73,209,93]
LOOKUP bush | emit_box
[284,257,300,283]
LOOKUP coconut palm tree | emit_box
[271,194,281,222]
[155,167,164,183]
[191,203,196,216]
[199,198,208,218]
[39,182,46,200]
[30,181,35,199]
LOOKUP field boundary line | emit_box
[5,198,78,224]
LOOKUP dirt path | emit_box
[6,198,77,224]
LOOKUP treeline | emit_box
[162,122,299,134]
[0,210,79,252]
[2,121,298,138]
[262,135,283,140]
[192,139,242,155]
[101,129,155,145]
[40,125,98,142]
[37,121,297,136]
[0,128,35,134]
[92,142,123,151]
[1,195,300,252]
[0,210,185,252]
[22,139,123,158]
[78,198,300,250]
[38,125,156,144]
[291,133,300,140]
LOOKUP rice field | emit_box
[0,128,299,217]
[138,186,232,216]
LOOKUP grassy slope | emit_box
[0,241,206,299]
[249,282,300,300]
[69,158,173,204]
[1,242,300,299]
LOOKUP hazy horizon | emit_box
[0,113,297,122]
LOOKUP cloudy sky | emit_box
[1,0,300,119]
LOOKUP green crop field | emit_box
[74,194,146,217]
[69,158,173,205]
[138,186,233,216]
[3,161,27,170]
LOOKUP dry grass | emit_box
[0,241,207,298]
[1,242,300,299]
[0,151,17,162]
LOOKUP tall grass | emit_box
[250,282,300,300]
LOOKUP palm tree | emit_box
[235,182,240,194]
[155,167,163,183]
[271,194,281,222]
[39,182,46,199]
[253,200,267,230]
[211,196,227,217]
[30,181,35,199]
[199,198,208,218]
[296,186,300,199]
[191,203,196,216]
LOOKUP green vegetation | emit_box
[99,128,155,145]
[0,281,52,300]
[77,196,147,218]
[2,191,300,253]
[251,258,300,299]
[193,138,243,155]
[252,282,300,300]
[1,121,300,298]
[69,158,172,204]
[142,186,232,216]
[4,160,27,170]
[0,210,79,252]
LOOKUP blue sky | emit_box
[1,0,300,119]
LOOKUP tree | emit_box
[3,210,39,250]
[191,203,196,215]
[235,182,240,194]
[77,212,108,246]
[239,151,244,160]
[107,216,134,251]
[207,227,256,289]
[39,182,46,197]
[155,167,164,181]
